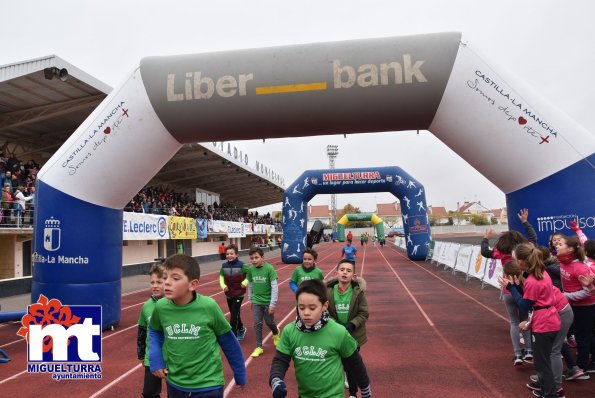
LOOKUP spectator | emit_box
[13,186,33,228]
[1,184,13,224]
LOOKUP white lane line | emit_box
[88,363,143,398]
[378,248,506,398]
[222,255,338,398]
[388,246,508,322]
[83,249,338,398]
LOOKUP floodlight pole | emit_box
[326,145,339,231]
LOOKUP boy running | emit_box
[341,239,357,265]
[149,254,246,397]
[219,244,249,340]
[246,247,280,358]
[137,263,165,398]
[289,248,324,293]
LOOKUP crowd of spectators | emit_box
[0,153,279,228]
[125,185,278,225]
[1,152,38,226]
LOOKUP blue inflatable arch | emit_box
[27,32,593,327]
[282,167,429,263]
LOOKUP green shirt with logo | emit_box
[290,265,324,286]
[247,262,277,305]
[138,297,159,367]
[149,294,231,390]
[276,319,358,398]
[333,285,353,324]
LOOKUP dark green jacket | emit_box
[326,277,369,346]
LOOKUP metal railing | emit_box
[0,201,34,229]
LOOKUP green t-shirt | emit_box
[138,297,159,367]
[247,262,278,305]
[333,285,353,324]
[149,294,232,390]
[276,319,358,398]
[290,265,324,286]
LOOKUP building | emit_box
[375,202,403,228]
[307,205,332,229]
[428,205,449,225]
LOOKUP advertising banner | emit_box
[468,245,486,280]
[444,243,460,269]
[123,212,169,240]
[196,218,208,239]
[168,216,197,239]
[454,244,473,273]
[483,258,503,289]
[227,222,246,238]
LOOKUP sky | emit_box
[1,0,594,214]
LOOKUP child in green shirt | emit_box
[137,263,165,398]
[326,259,370,398]
[149,254,246,398]
[289,248,324,293]
[246,247,280,358]
[269,279,372,398]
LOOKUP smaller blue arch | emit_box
[281,166,431,263]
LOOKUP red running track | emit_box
[0,242,592,397]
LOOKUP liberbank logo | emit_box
[17,295,102,381]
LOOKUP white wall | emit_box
[122,240,159,264]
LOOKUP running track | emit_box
[0,242,591,397]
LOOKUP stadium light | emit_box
[43,67,69,82]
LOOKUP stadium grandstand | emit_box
[0,55,284,294]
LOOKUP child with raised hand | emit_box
[289,248,324,293]
[246,247,280,358]
[219,244,249,340]
[149,254,246,398]
[326,259,370,398]
[269,279,372,398]
[137,263,165,398]
[481,208,535,365]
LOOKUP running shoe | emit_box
[523,351,534,364]
[526,381,540,391]
[556,387,565,398]
[514,355,523,366]
[529,374,539,383]
[567,335,577,348]
[250,347,264,358]
[563,367,587,381]
[273,333,280,346]
[237,326,247,341]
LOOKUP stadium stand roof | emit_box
[0,55,284,209]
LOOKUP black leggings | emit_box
[142,365,162,398]
[227,296,244,335]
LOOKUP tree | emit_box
[343,203,361,214]
[341,204,371,227]
[470,214,489,225]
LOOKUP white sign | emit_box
[123,212,169,240]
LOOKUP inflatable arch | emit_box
[282,167,428,263]
[27,32,594,327]
[337,214,385,243]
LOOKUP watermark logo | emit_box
[17,295,102,380]
[536,214,595,233]
[43,218,61,252]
